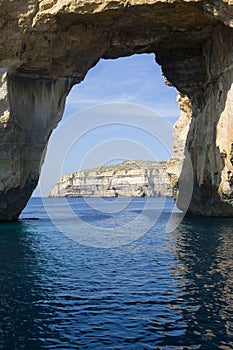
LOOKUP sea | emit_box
[0,197,233,350]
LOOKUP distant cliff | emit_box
[49,160,172,198]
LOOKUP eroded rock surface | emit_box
[167,93,192,202]
[0,69,72,220]
[0,0,232,219]
[49,160,172,198]
[184,26,233,216]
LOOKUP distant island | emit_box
[49,160,172,198]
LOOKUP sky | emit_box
[34,53,180,197]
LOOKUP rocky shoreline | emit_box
[49,160,172,198]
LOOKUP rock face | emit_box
[181,27,233,216]
[0,69,72,220]
[49,160,172,198]
[0,0,232,219]
[167,93,192,202]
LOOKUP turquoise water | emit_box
[0,197,233,349]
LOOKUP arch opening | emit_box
[35,53,181,199]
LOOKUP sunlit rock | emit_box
[49,160,172,198]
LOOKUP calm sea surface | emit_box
[0,197,233,349]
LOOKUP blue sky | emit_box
[63,53,179,120]
[35,53,180,196]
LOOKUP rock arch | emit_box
[0,0,232,220]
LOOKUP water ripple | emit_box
[0,198,232,349]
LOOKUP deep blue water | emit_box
[0,197,233,349]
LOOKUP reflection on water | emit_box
[168,218,233,349]
[0,223,44,349]
[0,198,232,349]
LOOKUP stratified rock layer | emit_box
[49,161,172,198]
[0,0,232,219]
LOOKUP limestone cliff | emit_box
[167,93,192,201]
[182,26,233,216]
[49,161,172,198]
[0,69,72,220]
[0,0,232,219]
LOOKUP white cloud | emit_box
[65,53,179,117]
